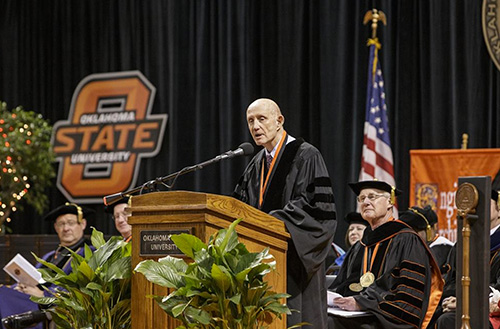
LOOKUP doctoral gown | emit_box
[234,137,337,328]
[429,236,454,274]
[0,237,90,329]
[434,227,500,329]
[329,220,443,329]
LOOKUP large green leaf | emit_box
[91,226,106,249]
[50,311,73,329]
[32,252,66,277]
[158,255,188,273]
[192,248,213,273]
[30,296,57,305]
[211,264,231,293]
[235,250,269,274]
[134,259,184,288]
[84,244,93,260]
[171,233,207,258]
[77,260,95,281]
[215,217,242,254]
[105,256,131,281]
[88,236,125,270]
[183,306,212,325]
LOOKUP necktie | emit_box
[266,154,273,169]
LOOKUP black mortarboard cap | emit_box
[400,206,437,229]
[492,190,499,203]
[348,180,402,204]
[492,190,500,209]
[43,203,95,223]
[344,212,369,226]
[399,205,436,241]
[104,196,130,214]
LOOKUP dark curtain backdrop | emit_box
[0,0,498,248]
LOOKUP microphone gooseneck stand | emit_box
[103,142,254,206]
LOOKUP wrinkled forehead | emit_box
[55,213,78,224]
[247,103,276,118]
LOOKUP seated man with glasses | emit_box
[105,196,132,242]
[0,203,93,329]
[328,180,443,329]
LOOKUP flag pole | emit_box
[359,7,396,218]
[363,9,387,39]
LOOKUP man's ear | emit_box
[387,198,393,210]
[81,218,87,229]
[277,115,284,130]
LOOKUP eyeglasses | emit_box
[357,193,388,203]
[113,212,129,221]
[55,220,79,228]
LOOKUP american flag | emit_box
[359,40,396,200]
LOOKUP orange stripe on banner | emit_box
[409,148,500,243]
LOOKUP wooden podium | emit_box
[128,191,290,329]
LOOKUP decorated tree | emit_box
[0,102,55,233]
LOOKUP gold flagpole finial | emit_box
[363,8,387,39]
[461,133,469,150]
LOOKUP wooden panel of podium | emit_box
[128,191,290,329]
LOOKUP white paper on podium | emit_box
[3,253,42,287]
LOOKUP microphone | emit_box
[102,142,254,202]
[2,310,52,329]
[221,142,254,159]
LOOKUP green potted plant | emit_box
[134,218,294,329]
[31,228,132,329]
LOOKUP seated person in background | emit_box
[0,203,93,329]
[325,243,345,277]
[326,212,368,275]
[434,190,500,329]
[105,196,132,242]
[337,212,368,266]
[328,180,443,329]
[399,205,453,272]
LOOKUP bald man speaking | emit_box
[234,98,337,328]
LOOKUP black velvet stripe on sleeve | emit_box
[392,277,425,293]
[303,204,336,220]
[400,260,427,276]
[391,273,425,292]
[306,178,333,194]
[379,302,421,328]
[387,290,423,306]
[311,192,335,204]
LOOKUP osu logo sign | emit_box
[51,71,167,203]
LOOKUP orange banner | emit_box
[410,149,500,242]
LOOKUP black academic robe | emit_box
[0,237,91,329]
[428,236,454,274]
[491,227,500,291]
[329,220,443,329]
[433,228,500,329]
[234,137,337,328]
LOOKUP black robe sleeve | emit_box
[269,144,337,275]
[355,233,441,329]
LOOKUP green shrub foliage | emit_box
[134,218,292,329]
[32,228,132,329]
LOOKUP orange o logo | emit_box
[51,71,167,203]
